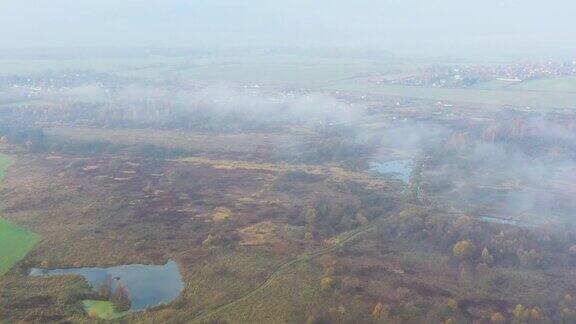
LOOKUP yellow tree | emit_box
[320,276,335,292]
[372,302,390,321]
[446,298,458,312]
[87,308,99,319]
[40,259,50,269]
[453,240,473,260]
[513,304,528,322]
[481,247,494,265]
[490,312,505,323]
[529,307,543,322]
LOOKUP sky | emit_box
[1,0,575,59]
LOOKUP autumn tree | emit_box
[395,287,411,301]
[40,259,50,269]
[528,307,543,322]
[112,281,132,312]
[446,298,458,313]
[512,304,525,323]
[453,240,473,260]
[202,233,224,248]
[320,276,335,292]
[511,304,544,323]
[518,249,541,268]
[302,206,318,231]
[99,274,113,299]
[560,293,576,321]
[327,306,346,322]
[481,247,494,265]
[304,314,317,324]
[372,302,391,321]
[87,308,99,319]
[490,312,505,323]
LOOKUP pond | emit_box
[369,159,413,183]
[480,216,533,227]
[29,260,183,311]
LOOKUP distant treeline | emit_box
[0,124,185,159]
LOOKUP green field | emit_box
[0,53,417,84]
[1,53,575,109]
[470,76,576,93]
[508,76,576,92]
[83,300,127,320]
[0,219,39,275]
[324,81,576,109]
[0,154,39,276]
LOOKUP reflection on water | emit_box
[369,159,412,183]
[30,260,183,310]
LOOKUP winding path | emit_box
[188,225,375,323]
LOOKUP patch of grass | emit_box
[83,300,127,320]
[469,79,518,90]
[0,218,39,275]
[0,154,39,276]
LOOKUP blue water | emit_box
[369,159,412,183]
[480,216,532,227]
[29,260,183,311]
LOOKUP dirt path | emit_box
[188,225,374,323]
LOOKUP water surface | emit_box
[369,159,412,183]
[30,260,183,310]
[480,216,532,227]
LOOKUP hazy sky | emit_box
[1,0,575,59]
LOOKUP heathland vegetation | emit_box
[2,51,576,323]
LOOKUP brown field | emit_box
[0,148,405,323]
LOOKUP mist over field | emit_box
[4,1,576,323]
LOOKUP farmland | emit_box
[2,52,576,109]
[324,80,576,109]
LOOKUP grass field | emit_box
[2,53,575,109]
[83,300,127,320]
[0,56,186,76]
[470,76,576,93]
[0,154,39,276]
[324,81,576,109]
[509,76,576,92]
[0,219,39,275]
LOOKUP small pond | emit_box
[480,216,532,227]
[30,260,183,311]
[369,159,413,183]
